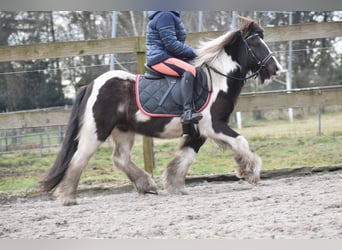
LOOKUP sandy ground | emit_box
[1,170,342,239]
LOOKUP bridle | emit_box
[244,33,274,71]
[204,33,274,81]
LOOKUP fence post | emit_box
[58,125,63,144]
[136,37,155,175]
[45,126,51,145]
[0,133,2,156]
[5,130,8,152]
[39,132,43,156]
[318,104,323,135]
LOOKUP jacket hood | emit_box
[147,11,181,20]
[147,11,160,19]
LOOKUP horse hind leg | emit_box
[111,129,158,194]
[56,124,102,206]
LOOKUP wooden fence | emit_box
[0,21,342,172]
[1,85,342,130]
[1,21,341,62]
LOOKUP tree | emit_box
[0,12,20,111]
[0,11,65,112]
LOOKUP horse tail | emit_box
[40,85,90,192]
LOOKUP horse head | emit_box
[239,21,283,83]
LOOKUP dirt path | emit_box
[1,170,342,239]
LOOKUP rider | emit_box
[145,11,203,124]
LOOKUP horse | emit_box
[41,21,283,206]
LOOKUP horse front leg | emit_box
[231,135,261,184]
[163,136,206,194]
[211,123,261,184]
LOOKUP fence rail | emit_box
[235,85,342,111]
[0,21,341,62]
[0,108,69,130]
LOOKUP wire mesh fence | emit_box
[1,106,341,157]
[0,125,66,156]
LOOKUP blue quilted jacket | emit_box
[146,11,196,66]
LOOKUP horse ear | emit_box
[237,15,263,38]
[241,21,264,38]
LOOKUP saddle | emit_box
[135,65,211,118]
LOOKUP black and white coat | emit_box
[41,21,283,206]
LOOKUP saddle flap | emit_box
[136,67,211,118]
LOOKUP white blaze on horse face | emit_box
[259,38,283,75]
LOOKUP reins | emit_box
[204,63,260,81]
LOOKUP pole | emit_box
[318,104,322,135]
[198,11,203,32]
[231,10,237,30]
[287,11,293,122]
[110,11,117,71]
[136,36,155,175]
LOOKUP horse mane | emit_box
[194,20,264,68]
[193,30,236,67]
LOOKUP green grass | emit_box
[1,111,341,195]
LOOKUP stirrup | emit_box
[181,110,203,124]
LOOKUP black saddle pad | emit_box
[136,70,211,117]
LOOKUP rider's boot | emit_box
[180,71,203,124]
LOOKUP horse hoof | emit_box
[166,187,189,195]
[144,190,159,195]
[178,189,189,195]
[60,197,78,206]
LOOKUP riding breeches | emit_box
[151,58,196,77]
